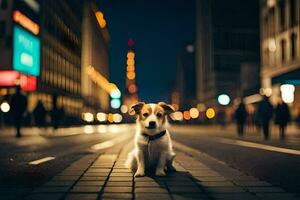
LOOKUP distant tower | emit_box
[123,38,139,107]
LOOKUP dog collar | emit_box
[142,130,166,141]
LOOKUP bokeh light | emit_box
[183,111,191,120]
[0,102,10,113]
[217,94,230,105]
[280,84,295,103]
[96,112,107,122]
[206,108,215,119]
[189,108,199,119]
[113,113,123,123]
[120,105,128,113]
[83,112,94,122]
[110,89,121,99]
[111,99,121,109]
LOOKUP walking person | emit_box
[274,98,290,140]
[33,100,47,128]
[234,101,247,136]
[50,95,65,130]
[9,86,28,138]
[257,96,273,140]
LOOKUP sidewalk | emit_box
[7,140,298,200]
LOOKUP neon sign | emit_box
[13,26,40,76]
[13,10,39,35]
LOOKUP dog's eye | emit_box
[156,113,162,118]
[143,113,149,117]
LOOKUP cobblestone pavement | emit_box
[11,140,299,200]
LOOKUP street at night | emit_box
[1,0,300,199]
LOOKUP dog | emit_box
[126,102,176,177]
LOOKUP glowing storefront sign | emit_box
[13,26,40,76]
[0,70,37,91]
[13,10,39,35]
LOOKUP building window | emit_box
[290,0,298,26]
[291,33,297,59]
[281,39,286,62]
[279,0,286,31]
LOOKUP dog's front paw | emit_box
[134,169,145,177]
[155,169,166,176]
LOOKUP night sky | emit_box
[100,0,195,102]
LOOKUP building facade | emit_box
[260,0,300,112]
[0,0,112,124]
[195,0,260,106]
[81,0,110,113]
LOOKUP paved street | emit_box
[0,124,300,199]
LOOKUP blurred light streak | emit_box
[86,65,120,96]
[29,157,55,165]
[113,113,122,123]
[84,125,94,134]
[91,141,114,150]
[13,10,39,35]
[243,94,263,104]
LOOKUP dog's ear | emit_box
[129,102,145,115]
[158,102,175,114]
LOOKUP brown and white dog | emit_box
[126,102,176,177]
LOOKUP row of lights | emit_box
[260,84,295,103]
[126,51,138,94]
[171,107,216,121]
[82,112,123,123]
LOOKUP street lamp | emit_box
[0,102,10,113]
[217,94,230,106]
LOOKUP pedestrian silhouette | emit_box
[50,95,64,129]
[33,100,47,128]
[257,96,273,140]
[9,86,28,137]
[275,98,290,140]
[234,101,247,136]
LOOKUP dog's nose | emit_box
[149,121,156,127]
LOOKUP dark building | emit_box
[0,0,112,124]
[195,0,260,106]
